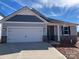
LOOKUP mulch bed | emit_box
[51,39,79,59]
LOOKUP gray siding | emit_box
[70,26,77,35]
[7,15,43,22]
[59,26,77,36]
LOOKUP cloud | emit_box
[13,0,79,21]
[38,0,79,8]
[31,3,43,9]
[0,1,16,11]
[48,12,63,16]
[64,0,79,6]
[14,0,79,8]
[38,0,54,8]
[76,15,79,18]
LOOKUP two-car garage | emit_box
[7,27,43,43]
[1,6,48,43]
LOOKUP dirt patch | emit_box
[51,38,79,59]
[56,47,79,59]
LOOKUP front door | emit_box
[47,26,55,41]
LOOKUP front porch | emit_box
[47,25,60,42]
[46,24,77,45]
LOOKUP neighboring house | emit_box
[0,6,78,44]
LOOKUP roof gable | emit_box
[16,7,36,15]
[2,6,47,22]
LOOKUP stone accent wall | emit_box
[53,35,58,41]
[1,36,7,43]
[60,35,77,45]
[43,35,48,42]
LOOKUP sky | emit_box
[0,0,79,31]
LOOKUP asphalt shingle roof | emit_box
[32,8,77,25]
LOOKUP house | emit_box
[0,6,78,44]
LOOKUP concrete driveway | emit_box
[0,42,67,59]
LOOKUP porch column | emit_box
[57,25,60,41]
[0,23,2,43]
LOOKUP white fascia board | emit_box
[5,21,47,24]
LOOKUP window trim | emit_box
[62,26,70,35]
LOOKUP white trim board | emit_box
[5,21,47,24]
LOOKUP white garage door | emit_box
[7,27,43,43]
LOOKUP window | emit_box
[61,26,70,35]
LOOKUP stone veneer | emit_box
[1,36,7,43]
[60,35,77,45]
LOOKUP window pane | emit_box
[64,31,69,34]
[64,27,69,30]
[61,26,70,35]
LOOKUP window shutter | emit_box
[61,26,63,35]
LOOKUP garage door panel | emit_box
[7,29,25,42]
[7,27,43,42]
